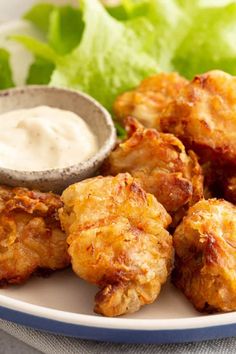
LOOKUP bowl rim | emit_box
[0,85,116,180]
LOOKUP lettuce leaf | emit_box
[22,3,84,85]
[26,57,54,85]
[173,3,236,78]
[114,121,127,140]
[139,0,190,71]
[8,0,236,111]
[11,35,59,63]
[24,3,55,34]
[107,0,189,71]
[15,0,159,110]
[48,6,84,55]
[0,48,15,89]
[50,0,160,110]
[15,0,188,109]
[24,3,84,55]
[106,0,150,20]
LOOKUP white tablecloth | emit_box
[0,319,236,354]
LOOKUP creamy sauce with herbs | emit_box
[0,106,98,171]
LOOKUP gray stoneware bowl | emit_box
[0,86,116,192]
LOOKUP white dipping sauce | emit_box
[0,106,98,171]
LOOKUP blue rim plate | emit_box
[0,282,236,344]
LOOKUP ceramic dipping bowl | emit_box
[0,86,116,193]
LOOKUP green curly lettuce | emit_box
[8,0,236,112]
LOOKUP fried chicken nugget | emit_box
[60,173,173,317]
[173,199,236,312]
[0,186,70,285]
[161,70,236,165]
[102,118,203,222]
[114,73,188,129]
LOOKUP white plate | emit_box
[1,269,236,343]
[0,0,235,344]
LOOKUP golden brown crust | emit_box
[114,72,188,130]
[161,70,236,166]
[60,173,173,317]
[173,199,236,312]
[102,118,203,224]
[0,186,70,285]
[0,187,62,216]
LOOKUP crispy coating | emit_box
[173,199,236,312]
[60,173,173,317]
[161,70,236,165]
[102,118,203,223]
[114,73,188,129]
[0,186,70,285]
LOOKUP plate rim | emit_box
[1,295,236,331]
[1,303,236,344]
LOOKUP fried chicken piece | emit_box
[60,173,173,317]
[102,118,203,223]
[161,70,236,166]
[114,72,188,129]
[173,199,236,312]
[0,186,70,285]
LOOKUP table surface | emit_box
[0,330,41,354]
[1,326,236,354]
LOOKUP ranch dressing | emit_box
[0,106,98,171]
